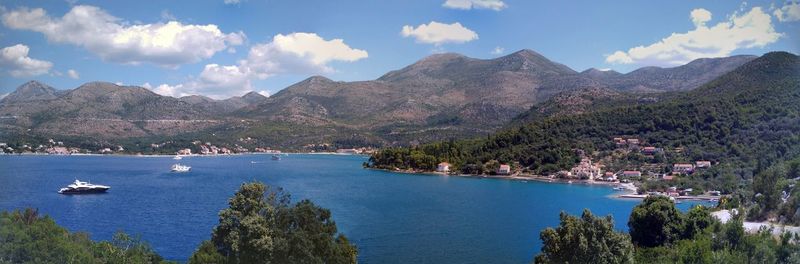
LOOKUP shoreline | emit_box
[0,152,369,157]
[366,167,637,193]
[366,167,719,202]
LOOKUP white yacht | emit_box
[58,179,110,194]
[173,155,182,160]
[171,164,191,172]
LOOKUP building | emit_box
[622,171,642,177]
[177,148,192,155]
[672,163,695,174]
[662,174,675,181]
[46,147,70,155]
[626,138,640,145]
[641,146,662,155]
[336,148,360,154]
[695,160,712,168]
[220,147,232,154]
[600,172,617,182]
[497,164,511,175]
[570,158,601,180]
[436,162,451,173]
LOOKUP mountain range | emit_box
[0,49,760,148]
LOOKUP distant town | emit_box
[0,138,376,156]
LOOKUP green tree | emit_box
[534,209,634,264]
[190,182,357,264]
[682,205,713,239]
[0,208,168,264]
[628,196,684,247]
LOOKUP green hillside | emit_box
[369,51,799,184]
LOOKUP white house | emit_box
[497,164,511,175]
[436,162,451,173]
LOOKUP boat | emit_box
[613,186,626,191]
[171,164,191,172]
[173,155,182,160]
[58,179,110,194]
[271,155,281,160]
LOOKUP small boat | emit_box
[271,155,281,160]
[58,179,110,194]
[171,164,191,172]
[173,155,182,160]
[568,180,573,184]
[613,186,626,191]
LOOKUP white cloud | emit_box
[774,1,800,22]
[147,32,367,99]
[401,21,478,45]
[0,44,53,77]
[606,7,781,66]
[223,0,241,4]
[690,8,712,27]
[67,69,79,79]
[1,5,245,67]
[490,46,504,55]
[443,0,506,11]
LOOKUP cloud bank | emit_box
[147,33,368,99]
[606,7,781,66]
[1,5,245,67]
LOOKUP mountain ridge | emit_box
[0,49,769,148]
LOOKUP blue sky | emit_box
[0,0,798,98]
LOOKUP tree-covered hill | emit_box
[369,52,800,181]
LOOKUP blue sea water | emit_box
[0,154,708,263]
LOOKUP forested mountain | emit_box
[0,50,759,148]
[369,51,800,180]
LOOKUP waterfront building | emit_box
[437,162,451,173]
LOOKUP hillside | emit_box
[236,50,753,146]
[0,82,231,138]
[592,55,757,92]
[0,50,758,149]
[369,52,800,182]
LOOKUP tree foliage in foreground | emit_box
[536,199,800,264]
[0,208,169,264]
[189,182,357,264]
[628,196,685,247]
[534,209,634,264]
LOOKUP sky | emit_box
[0,0,798,99]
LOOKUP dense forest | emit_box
[369,52,800,224]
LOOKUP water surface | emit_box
[0,154,706,263]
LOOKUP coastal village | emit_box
[431,136,725,202]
